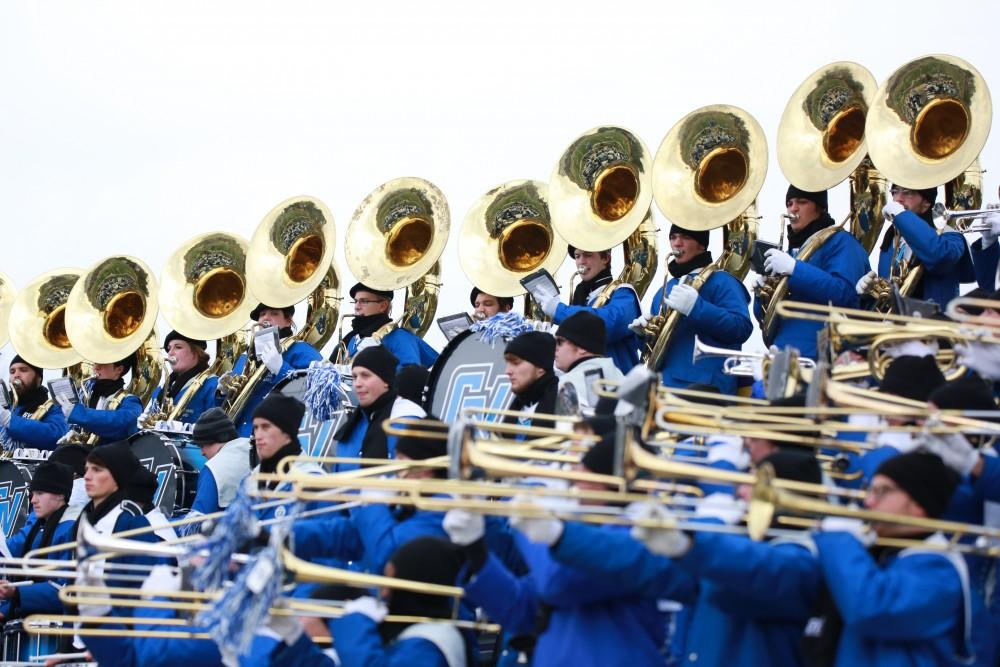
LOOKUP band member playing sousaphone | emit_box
[146,331,219,425]
[0,355,67,450]
[335,282,438,370]
[470,287,514,321]
[59,353,143,443]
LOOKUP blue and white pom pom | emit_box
[470,311,537,346]
[304,362,348,422]
[0,426,18,453]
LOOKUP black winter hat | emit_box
[192,407,239,446]
[504,331,556,371]
[125,465,158,510]
[566,245,612,260]
[252,393,305,444]
[469,287,514,311]
[876,452,959,519]
[394,365,428,405]
[48,444,90,478]
[87,441,141,491]
[163,330,207,352]
[349,283,394,301]
[758,450,822,486]
[581,433,616,476]
[581,414,617,438]
[395,417,448,462]
[556,311,607,356]
[10,355,43,377]
[29,461,74,500]
[390,536,465,587]
[879,355,947,402]
[928,375,997,413]
[785,184,829,211]
[115,353,137,375]
[668,224,711,250]
[353,346,400,386]
[249,303,296,322]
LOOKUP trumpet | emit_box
[691,337,816,377]
[932,202,998,231]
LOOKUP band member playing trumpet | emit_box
[631,225,753,394]
[754,185,870,360]
[533,247,641,374]
[470,287,514,321]
[146,330,219,424]
[59,354,142,444]
[857,185,975,309]
[0,355,68,450]
[334,283,439,370]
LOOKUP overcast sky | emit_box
[2,0,998,362]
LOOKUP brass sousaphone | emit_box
[345,178,449,338]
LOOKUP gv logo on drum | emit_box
[0,481,28,538]
[440,364,512,424]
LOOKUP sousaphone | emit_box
[866,54,992,189]
[9,269,84,370]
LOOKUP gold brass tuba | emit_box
[345,177,449,341]
[643,105,767,370]
[224,196,338,418]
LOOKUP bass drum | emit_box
[425,329,514,423]
[274,369,357,460]
[0,460,33,539]
[128,432,197,518]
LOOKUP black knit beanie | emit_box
[879,355,947,402]
[88,441,141,491]
[353,346,400,386]
[556,311,607,356]
[875,452,959,519]
[163,330,207,351]
[759,450,822,485]
[125,465,159,510]
[668,224,710,250]
[395,417,448,462]
[10,354,43,377]
[581,433,616,476]
[470,287,514,311]
[193,407,239,446]
[504,331,556,371]
[49,444,90,478]
[349,283,394,301]
[249,303,296,321]
[928,375,996,413]
[29,461,74,500]
[785,184,829,211]
[252,393,306,444]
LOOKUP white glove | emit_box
[880,339,939,359]
[0,407,10,428]
[752,274,768,290]
[920,431,980,477]
[443,509,485,546]
[883,200,905,221]
[537,294,561,318]
[629,313,650,336]
[57,396,75,419]
[76,561,111,617]
[266,600,304,645]
[874,429,919,454]
[509,494,565,546]
[694,492,746,525]
[343,595,388,624]
[980,211,1000,249]
[141,564,181,599]
[955,341,1000,381]
[855,270,877,296]
[763,249,796,276]
[261,346,283,375]
[819,516,875,547]
[665,284,698,316]
[629,500,689,557]
[217,371,235,396]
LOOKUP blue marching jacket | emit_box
[754,229,869,359]
[0,509,77,618]
[346,328,439,370]
[647,270,753,394]
[83,604,223,667]
[553,285,642,374]
[147,375,220,424]
[877,210,974,309]
[6,402,68,450]
[970,237,999,292]
[233,340,322,437]
[67,394,142,443]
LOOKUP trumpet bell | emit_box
[0,272,16,349]
[248,196,336,308]
[777,62,877,191]
[459,180,567,298]
[159,232,257,340]
[346,178,450,291]
[9,269,84,369]
[65,256,158,364]
[549,126,653,251]
[653,105,767,231]
[866,54,992,189]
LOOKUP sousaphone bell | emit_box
[8,269,84,370]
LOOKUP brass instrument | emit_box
[932,203,998,230]
[460,179,567,298]
[691,337,816,377]
[8,269,85,371]
[847,157,889,254]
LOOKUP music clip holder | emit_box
[254,325,281,359]
[0,382,11,410]
[890,285,940,318]
[47,377,81,406]
[749,240,779,275]
[437,313,473,341]
[519,269,560,302]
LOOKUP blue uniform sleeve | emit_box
[189,466,221,515]
[893,211,966,272]
[82,621,138,667]
[787,255,860,308]
[7,405,67,449]
[462,553,540,635]
[6,512,37,558]
[269,632,338,667]
[14,580,64,615]
[554,286,641,344]
[974,454,1000,503]
[814,531,963,639]
[349,505,446,574]
[383,329,422,369]
[684,276,753,346]
[68,395,142,440]
[291,515,364,564]
[327,613,448,667]
[971,238,999,291]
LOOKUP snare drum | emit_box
[0,460,33,538]
[128,431,199,517]
[2,619,63,664]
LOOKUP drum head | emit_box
[425,329,514,422]
[275,369,358,460]
[128,432,181,517]
[0,461,32,538]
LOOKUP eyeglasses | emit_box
[890,187,917,197]
[352,299,386,306]
[868,483,902,501]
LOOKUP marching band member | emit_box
[49,442,93,510]
[970,212,1000,292]
[125,466,178,543]
[857,185,975,309]
[0,461,76,620]
[632,225,753,394]
[228,303,322,437]
[188,407,252,516]
[754,185,869,360]
[60,354,142,444]
[0,355,68,450]
[502,331,558,432]
[331,346,425,473]
[533,247,641,374]
[554,311,622,415]
[335,283,439,369]
[147,330,219,424]
[471,286,514,321]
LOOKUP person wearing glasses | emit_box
[856,185,975,309]
[332,283,438,370]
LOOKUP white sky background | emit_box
[2,0,999,364]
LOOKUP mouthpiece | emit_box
[11,379,22,390]
[669,250,683,258]
[781,213,799,222]
[472,311,487,321]
[165,355,178,365]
